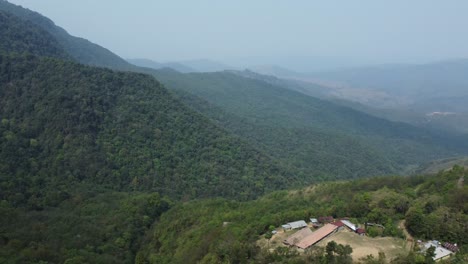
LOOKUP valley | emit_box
[0,1,467,263]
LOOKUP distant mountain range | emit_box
[249,60,468,133]
[127,58,235,73]
[252,60,468,112]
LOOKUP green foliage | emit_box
[0,10,69,59]
[138,168,466,262]
[0,1,134,70]
[0,187,171,263]
[0,54,295,203]
[152,69,468,182]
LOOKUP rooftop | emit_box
[284,228,313,246]
[287,220,308,229]
[295,223,338,249]
[332,220,345,227]
[341,219,357,231]
[424,242,454,261]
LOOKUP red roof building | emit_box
[443,242,459,252]
[295,224,338,249]
[332,220,345,227]
[356,228,366,235]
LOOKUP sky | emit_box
[7,0,468,71]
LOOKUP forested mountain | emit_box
[7,0,463,180]
[151,69,468,179]
[0,10,69,59]
[0,6,297,261]
[0,0,134,70]
[0,54,297,201]
[0,1,467,263]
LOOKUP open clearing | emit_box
[316,230,409,261]
[258,227,409,261]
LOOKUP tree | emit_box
[326,241,337,263]
[425,245,436,264]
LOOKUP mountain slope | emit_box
[139,167,468,263]
[127,58,196,73]
[0,6,304,263]
[4,0,466,181]
[0,0,133,70]
[0,54,296,202]
[151,69,468,179]
[0,10,69,59]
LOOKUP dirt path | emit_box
[457,176,464,189]
[398,220,414,251]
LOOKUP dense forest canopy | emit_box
[0,1,467,263]
[0,0,134,70]
[0,54,297,202]
[152,69,468,179]
[0,10,69,59]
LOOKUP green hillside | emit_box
[0,5,303,262]
[0,54,296,202]
[4,0,465,181]
[0,2,467,264]
[152,70,468,179]
[0,0,134,70]
[138,166,468,263]
[0,10,69,59]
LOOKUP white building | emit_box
[423,241,454,261]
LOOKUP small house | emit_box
[443,242,459,252]
[310,218,320,227]
[282,220,307,231]
[423,241,454,261]
[356,228,366,236]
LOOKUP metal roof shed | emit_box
[288,220,308,229]
[341,220,357,231]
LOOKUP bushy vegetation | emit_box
[0,186,171,263]
[139,167,467,263]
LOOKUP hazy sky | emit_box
[8,0,468,69]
